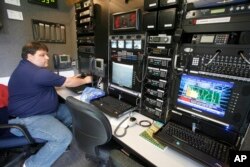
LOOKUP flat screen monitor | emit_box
[133,39,142,49]
[176,74,234,118]
[125,40,133,49]
[118,40,125,49]
[111,40,117,48]
[112,62,133,88]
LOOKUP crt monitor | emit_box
[112,62,133,88]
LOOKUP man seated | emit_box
[8,41,92,167]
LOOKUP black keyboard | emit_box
[154,122,230,167]
[91,96,134,118]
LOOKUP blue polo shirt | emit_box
[8,60,66,118]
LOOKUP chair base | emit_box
[0,143,44,167]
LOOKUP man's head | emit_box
[21,42,49,68]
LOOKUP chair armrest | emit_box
[0,123,35,144]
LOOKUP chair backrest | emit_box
[66,96,112,157]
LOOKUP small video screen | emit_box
[111,40,117,48]
[133,40,142,50]
[125,40,133,49]
[118,40,125,49]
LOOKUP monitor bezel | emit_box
[173,74,235,127]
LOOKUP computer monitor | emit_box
[174,73,250,133]
[111,40,117,49]
[118,40,125,49]
[176,74,234,118]
[112,62,133,88]
[125,40,133,49]
[133,39,142,49]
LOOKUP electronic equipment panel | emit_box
[187,0,247,9]
[144,0,159,11]
[109,34,145,51]
[109,34,145,97]
[158,8,176,30]
[160,0,179,8]
[143,12,157,31]
[183,2,250,32]
[173,74,250,132]
[112,9,141,31]
[177,44,250,82]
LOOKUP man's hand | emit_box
[63,75,93,87]
[83,76,93,84]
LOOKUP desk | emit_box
[56,87,204,167]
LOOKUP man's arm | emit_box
[62,75,93,87]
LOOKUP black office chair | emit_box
[65,96,144,167]
[0,85,46,167]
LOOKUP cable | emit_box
[204,50,221,67]
[97,77,103,89]
[136,52,149,83]
[240,52,250,65]
[138,120,152,127]
[114,116,153,137]
[114,116,129,137]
